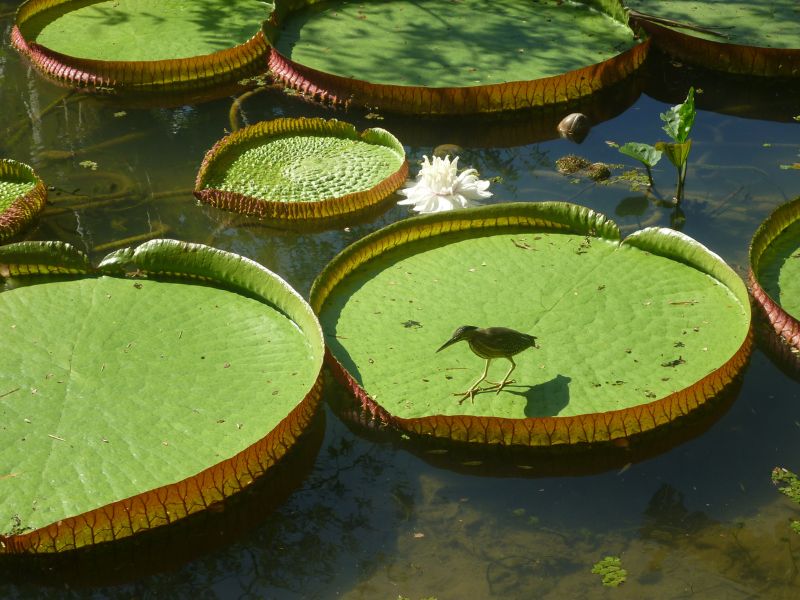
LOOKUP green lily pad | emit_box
[0,240,324,553]
[750,196,800,351]
[311,202,752,446]
[0,159,47,243]
[627,0,800,76]
[12,0,270,93]
[194,117,408,223]
[265,0,648,114]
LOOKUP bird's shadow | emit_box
[489,374,572,417]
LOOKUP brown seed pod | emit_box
[557,113,591,143]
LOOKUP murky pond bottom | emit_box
[2,1,800,596]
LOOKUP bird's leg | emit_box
[488,357,516,394]
[456,359,491,404]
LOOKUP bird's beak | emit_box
[436,336,460,353]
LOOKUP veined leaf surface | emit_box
[0,240,324,553]
[0,159,47,242]
[627,0,800,77]
[312,203,751,446]
[12,0,270,93]
[266,0,647,113]
[750,196,800,351]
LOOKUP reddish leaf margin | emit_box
[11,0,269,93]
[310,202,753,447]
[194,117,408,223]
[0,159,47,243]
[630,15,800,78]
[749,196,800,351]
[0,240,324,554]
[263,1,649,115]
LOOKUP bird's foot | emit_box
[454,389,477,405]
[486,379,516,394]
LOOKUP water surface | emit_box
[3,2,800,597]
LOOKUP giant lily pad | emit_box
[194,118,408,223]
[12,0,269,93]
[0,240,324,553]
[749,197,800,352]
[264,0,648,114]
[311,202,752,446]
[627,0,800,77]
[0,159,47,243]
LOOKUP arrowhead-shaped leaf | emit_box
[618,142,662,168]
[660,87,695,143]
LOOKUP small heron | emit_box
[436,325,539,403]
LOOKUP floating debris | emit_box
[591,556,627,587]
[555,154,591,174]
[557,112,591,143]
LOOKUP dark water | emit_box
[3,1,800,597]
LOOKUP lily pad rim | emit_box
[748,196,800,350]
[0,239,325,554]
[311,201,753,447]
[193,116,409,220]
[0,158,48,243]
[263,0,650,113]
[12,0,270,90]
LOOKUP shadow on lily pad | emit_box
[499,374,572,418]
[327,371,745,479]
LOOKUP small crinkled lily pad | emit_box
[12,0,269,93]
[750,196,800,353]
[194,117,408,223]
[0,159,46,242]
[264,0,648,114]
[311,202,752,447]
[628,0,800,77]
[0,239,324,554]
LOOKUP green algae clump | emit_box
[591,555,627,587]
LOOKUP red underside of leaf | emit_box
[749,270,800,350]
[194,118,408,221]
[0,160,47,242]
[631,18,800,77]
[267,40,650,114]
[325,331,751,446]
[311,203,751,447]
[0,182,47,242]
[11,18,268,93]
[193,166,407,221]
[748,197,800,354]
[0,374,322,554]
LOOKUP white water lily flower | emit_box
[397,155,492,214]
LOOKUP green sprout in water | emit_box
[618,87,696,205]
[618,142,662,188]
[591,555,627,587]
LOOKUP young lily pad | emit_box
[265,0,648,114]
[194,118,408,223]
[311,202,752,447]
[0,240,324,553]
[749,197,800,352]
[0,159,47,242]
[12,0,269,93]
[627,0,800,77]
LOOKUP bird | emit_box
[436,326,539,404]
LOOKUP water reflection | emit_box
[3,2,800,597]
